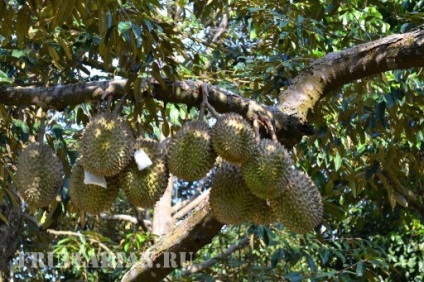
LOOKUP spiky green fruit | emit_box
[209,162,274,225]
[15,142,64,208]
[212,113,256,164]
[269,170,323,234]
[167,120,217,181]
[241,139,293,199]
[69,163,119,214]
[79,113,134,176]
[246,200,275,225]
[114,138,169,208]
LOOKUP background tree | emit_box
[0,0,424,281]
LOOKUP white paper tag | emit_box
[134,149,153,170]
[84,170,107,188]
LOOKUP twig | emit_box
[46,229,84,237]
[181,236,250,274]
[173,190,210,220]
[99,213,152,227]
[132,206,150,232]
[171,188,203,214]
[23,212,40,227]
[46,229,113,254]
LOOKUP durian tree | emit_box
[1,0,424,281]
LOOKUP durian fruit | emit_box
[79,113,134,176]
[269,170,323,234]
[15,142,64,208]
[114,138,169,208]
[167,120,217,181]
[69,163,119,214]
[212,113,256,164]
[241,139,293,199]
[209,162,274,225]
[246,199,275,225]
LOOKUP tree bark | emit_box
[121,198,223,282]
[152,176,174,238]
[0,79,303,147]
[279,29,424,123]
[0,196,22,276]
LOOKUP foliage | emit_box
[0,0,424,281]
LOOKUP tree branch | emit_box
[181,236,250,275]
[46,229,113,254]
[173,190,210,220]
[99,213,152,227]
[121,197,223,282]
[0,79,305,148]
[171,190,202,214]
[279,29,424,123]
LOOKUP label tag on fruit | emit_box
[84,170,107,188]
[134,149,153,170]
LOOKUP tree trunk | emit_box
[122,198,222,282]
[0,197,21,280]
[152,176,174,238]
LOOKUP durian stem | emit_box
[137,114,143,137]
[206,102,220,119]
[38,110,46,144]
[263,117,277,141]
[199,84,208,120]
[253,117,261,144]
[135,100,144,137]
[113,93,128,115]
[106,94,113,113]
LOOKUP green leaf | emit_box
[118,21,132,35]
[0,213,8,225]
[48,46,63,69]
[169,104,180,125]
[143,19,153,32]
[334,151,342,171]
[305,254,317,272]
[270,248,284,268]
[320,249,330,265]
[52,124,63,139]
[162,121,170,137]
[52,0,77,29]
[250,29,257,40]
[356,261,364,277]
[0,70,12,85]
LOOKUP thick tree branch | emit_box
[121,197,223,282]
[279,29,424,123]
[0,79,303,147]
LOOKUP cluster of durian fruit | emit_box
[14,111,323,234]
